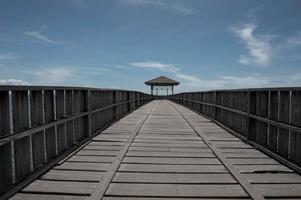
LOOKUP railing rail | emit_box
[169,87,301,173]
[0,85,152,194]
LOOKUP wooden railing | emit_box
[169,87,301,173]
[0,86,152,195]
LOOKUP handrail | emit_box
[0,97,151,145]
[168,88,301,173]
[173,97,301,133]
[0,86,153,195]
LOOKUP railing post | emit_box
[214,91,217,119]
[113,91,117,120]
[246,90,251,141]
[87,89,92,136]
[127,92,130,113]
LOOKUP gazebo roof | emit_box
[145,76,180,86]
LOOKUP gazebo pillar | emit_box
[172,86,174,94]
[151,85,153,95]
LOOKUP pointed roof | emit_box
[145,76,180,86]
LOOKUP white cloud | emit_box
[123,0,163,6]
[24,66,114,85]
[171,3,196,16]
[24,30,63,44]
[232,24,271,67]
[81,67,112,75]
[0,53,17,60]
[29,68,73,84]
[176,73,203,86]
[285,31,301,48]
[0,79,31,85]
[130,61,180,73]
[114,65,131,69]
[122,0,196,16]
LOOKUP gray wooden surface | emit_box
[10,100,301,200]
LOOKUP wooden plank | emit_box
[135,135,201,140]
[88,142,125,146]
[105,183,248,197]
[10,193,87,200]
[83,146,122,151]
[42,170,104,182]
[122,157,220,165]
[254,184,301,197]
[118,164,227,173]
[129,147,211,153]
[229,158,279,165]
[103,198,250,200]
[0,91,10,137]
[15,136,31,182]
[234,164,293,173]
[224,152,268,158]
[0,143,12,193]
[112,172,236,183]
[243,173,301,183]
[12,90,29,133]
[22,180,97,195]
[133,139,204,144]
[54,162,110,171]
[76,150,119,156]
[138,131,195,135]
[126,151,214,158]
[131,143,207,148]
[68,156,115,163]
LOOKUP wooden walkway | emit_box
[10,100,301,200]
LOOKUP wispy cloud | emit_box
[81,67,112,75]
[285,31,301,48]
[0,53,17,60]
[24,30,63,44]
[130,61,180,73]
[247,0,264,24]
[24,66,113,85]
[28,68,73,84]
[101,64,131,70]
[232,24,271,67]
[170,3,196,16]
[122,0,196,16]
[0,79,31,85]
[176,73,301,91]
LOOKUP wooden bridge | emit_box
[1,86,301,200]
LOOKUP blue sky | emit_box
[0,0,301,92]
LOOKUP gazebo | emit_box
[145,75,180,95]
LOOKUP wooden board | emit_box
[10,193,87,200]
[112,172,236,183]
[42,170,104,182]
[122,157,220,165]
[54,162,110,171]
[22,180,97,195]
[105,183,248,197]
[118,164,227,173]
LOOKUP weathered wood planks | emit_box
[9,100,301,200]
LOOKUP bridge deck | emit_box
[10,100,301,200]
